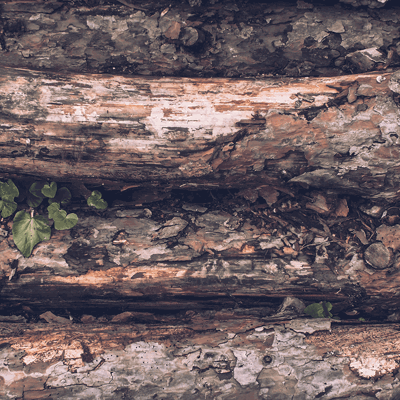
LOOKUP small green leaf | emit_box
[12,210,51,257]
[47,203,78,230]
[29,181,44,197]
[87,190,108,210]
[0,179,19,201]
[0,199,17,218]
[304,301,333,318]
[27,182,45,207]
[41,182,57,198]
[0,179,19,218]
[304,303,324,318]
[48,187,72,206]
[47,202,59,220]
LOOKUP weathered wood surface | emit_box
[1,0,399,78]
[3,1,400,397]
[1,196,400,320]
[2,66,400,198]
[2,319,400,400]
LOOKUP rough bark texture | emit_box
[3,1,400,399]
[2,190,400,323]
[0,198,396,317]
[2,0,400,197]
[2,319,400,400]
[2,192,400,397]
[2,66,400,199]
[1,0,400,78]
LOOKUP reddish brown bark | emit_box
[2,66,400,199]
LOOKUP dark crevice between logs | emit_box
[0,292,382,325]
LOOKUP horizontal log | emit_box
[1,0,399,78]
[2,67,400,198]
[3,2,400,397]
[1,197,400,320]
[2,194,400,395]
[1,319,400,399]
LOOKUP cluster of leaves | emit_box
[304,301,367,322]
[304,301,333,318]
[0,179,107,257]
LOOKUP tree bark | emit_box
[1,0,399,78]
[2,66,400,199]
[2,319,400,399]
[2,0,400,198]
[1,200,398,321]
[3,1,400,398]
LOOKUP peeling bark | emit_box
[3,1,400,398]
[1,0,400,78]
[2,319,400,400]
[2,66,400,198]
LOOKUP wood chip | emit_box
[364,242,392,269]
[40,311,72,324]
[335,198,349,217]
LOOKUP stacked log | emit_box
[2,0,400,398]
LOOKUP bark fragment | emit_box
[364,242,392,269]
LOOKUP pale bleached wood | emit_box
[1,66,400,198]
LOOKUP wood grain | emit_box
[1,67,400,198]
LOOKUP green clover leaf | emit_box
[0,200,17,218]
[41,182,57,198]
[47,203,78,230]
[0,179,19,218]
[12,210,51,257]
[87,190,108,210]
[27,182,46,207]
[0,179,19,201]
[304,301,333,318]
[48,187,72,206]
